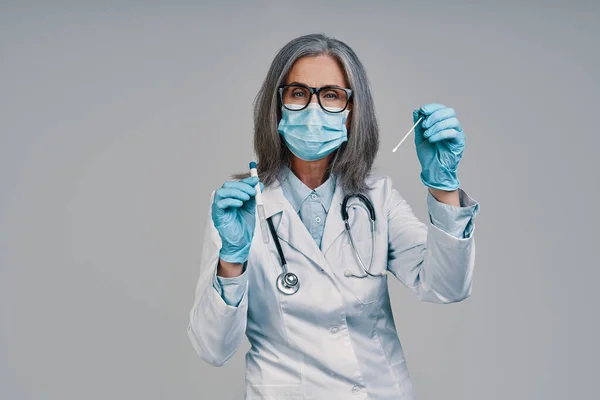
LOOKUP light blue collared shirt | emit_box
[279,166,336,249]
[213,168,479,306]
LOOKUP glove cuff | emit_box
[420,172,460,192]
[219,240,253,264]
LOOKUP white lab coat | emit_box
[188,174,476,400]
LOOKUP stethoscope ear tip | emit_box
[344,270,353,277]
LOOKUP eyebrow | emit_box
[286,81,345,89]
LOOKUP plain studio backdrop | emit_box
[1,1,599,399]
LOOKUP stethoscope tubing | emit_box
[343,201,379,278]
[268,193,381,295]
[267,217,288,273]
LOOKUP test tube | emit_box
[249,162,269,244]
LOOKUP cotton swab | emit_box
[392,116,423,152]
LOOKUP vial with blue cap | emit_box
[249,162,269,244]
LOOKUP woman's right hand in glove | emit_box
[211,176,262,264]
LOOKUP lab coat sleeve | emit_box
[213,264,249,307]
[385,178,479,303]
[426,189,479,238]
[187,191,249,366]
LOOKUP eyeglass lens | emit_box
[281,86,348,112]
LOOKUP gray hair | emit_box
[233,33,379,194]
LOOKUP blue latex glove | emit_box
[211,176,263,264]
[413,103,466,191]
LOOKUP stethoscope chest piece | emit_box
[276,271,299,295]
[267,217,301,295]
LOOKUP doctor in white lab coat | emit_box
[188,33,480,400]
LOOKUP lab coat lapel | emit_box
[261,183,285,221]
[320,180,346,255]
[262,182,329,270]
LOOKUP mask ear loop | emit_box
[326,141,342,180]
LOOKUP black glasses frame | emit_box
[277,84,353,113]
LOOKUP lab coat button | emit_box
[330,326,339,335]
[311,193,317,199]
[315,216,322,223]
[352,385,362,394]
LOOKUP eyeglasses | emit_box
[278,84,352,113]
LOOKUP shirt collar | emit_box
[279,166,336,213]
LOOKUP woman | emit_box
[188,34,479,400]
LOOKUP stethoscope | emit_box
[267,193,383,295]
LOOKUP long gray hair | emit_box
[233,33,379,194]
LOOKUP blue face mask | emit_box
[277,103,350,161]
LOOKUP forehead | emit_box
[285,55,348,87]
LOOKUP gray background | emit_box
[1,0,599,399]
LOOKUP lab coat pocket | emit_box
[247,383,303,400]
[339,236,387,305]
[389,360,415,399]
[373,315,415,398]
